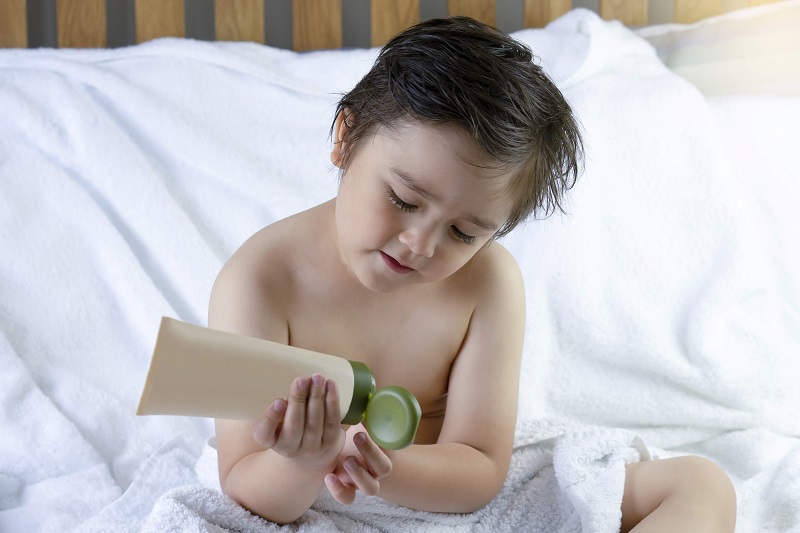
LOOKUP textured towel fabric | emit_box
[140,420,648,533]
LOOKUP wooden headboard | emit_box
[0,0,785,51]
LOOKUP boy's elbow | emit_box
[455,481,504,513]
[223,491,301,526]
[219,479,256,520]
[457,455,510,513]
[481,450,513,506]
[478,474,508,511]
[220,473,301,526]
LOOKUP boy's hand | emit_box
[251,374,345,471]
[325,428,393,504]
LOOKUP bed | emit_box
[1,0,799,531]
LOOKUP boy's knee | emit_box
[679,456,735,496]
[622,456,736,532]
[675,456,737,522]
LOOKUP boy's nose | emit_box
[398,225,436,258]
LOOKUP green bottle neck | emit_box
[343,360,375,425]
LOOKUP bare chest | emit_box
[286,283,473,417]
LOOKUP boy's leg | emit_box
[620,456,736,533]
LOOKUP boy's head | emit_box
[332,16,584,238]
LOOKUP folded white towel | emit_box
[0,474,20,510]
[142,419,649,533]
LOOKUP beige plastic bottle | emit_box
[137,317,420,449]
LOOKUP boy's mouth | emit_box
[380,252,414,274]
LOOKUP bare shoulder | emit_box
[460,241,525,300]
[208,206,319,341]
[457,241,526,345]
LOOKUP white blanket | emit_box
[1,8,799,533]
[136,422,647,533]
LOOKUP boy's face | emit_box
[332,119,513,293]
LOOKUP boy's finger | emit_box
[323,379,342,443]
[333,465,353,487]
[279,376,311,449]
[353,432,393,479]
[325,473,356,505]
[344,456,381,497]
[302,374,327,445]
[251,399,286,448]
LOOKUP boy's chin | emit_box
[357,274,410,294]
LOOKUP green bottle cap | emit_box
[363,386,421,450]
[343,361,375,425]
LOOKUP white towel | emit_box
[507,10,800,440]
[141,419,649,533]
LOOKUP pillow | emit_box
[635,1,800,96]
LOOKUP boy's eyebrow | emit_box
[391,167,438,201]
[465,215,499,232]
[390,167,499,232]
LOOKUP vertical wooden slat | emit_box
[599,0,647,25]
[447,0,496,27]
[215,0,264,42]
[0,0,27,47]
[293,0,342,51]
[57,0,106,48]
[524,0,571,28]
[135,0,185,43]
[371,0,418,47]
[674,0,724,23]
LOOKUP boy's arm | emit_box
[210,241,343,524]
[215,382,342,524]
[347,245,526,512]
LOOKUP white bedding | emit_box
[1,7,799,533]
[636,0,800,96]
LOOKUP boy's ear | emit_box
[330,109,350,169]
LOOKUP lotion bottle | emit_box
[137,317,421,449]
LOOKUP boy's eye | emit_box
[387,188,417,212]
[451,226,477,245]
[387,187,477,245]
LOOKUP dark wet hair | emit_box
[332,16,584,237]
